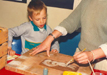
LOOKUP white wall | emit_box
[0,0,81,30]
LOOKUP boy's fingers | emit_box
[54,50,58,53]
[51,49,58,53]
[8,50,11,55]
[10,51,14,56]
[8,51,10,55]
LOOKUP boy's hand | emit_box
[51,49,58,53]
[7,47,16,56]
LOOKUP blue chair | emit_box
[59,32,81,56]
[12,37,22,54]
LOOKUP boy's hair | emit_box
[27,0,47,17]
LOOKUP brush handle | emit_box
[66,58,74,66]
[87,60,95,75]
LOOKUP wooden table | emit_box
[5,50,93,75]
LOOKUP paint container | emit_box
[63,71,82,75]
[92,72,104,75]
[43,68,48,75]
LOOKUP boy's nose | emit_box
[40,19,44,23]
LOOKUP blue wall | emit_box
[59,32,80,56]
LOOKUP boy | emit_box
[8,0,59,56]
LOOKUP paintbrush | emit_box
[87,60,96,75]
[65,48,86,66]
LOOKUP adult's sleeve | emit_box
[99,44,107,58]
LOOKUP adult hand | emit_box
[73,51,93,64]
[73,48,106,64]
[29,36,53,57]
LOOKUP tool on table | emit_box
[43,68,48,75]
[65,48,86,66]
[65,58,74,67]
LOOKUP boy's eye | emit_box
[36,19,39,21]
[43,17,46,19]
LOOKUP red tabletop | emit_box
[0,67,23,75]
[91,69,107,75]
[0,54,23,75]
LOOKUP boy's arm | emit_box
[8,28,15,55]
[8,28,20,50]
[8,22,30,55]
[8,29,16,56]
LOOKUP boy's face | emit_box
[29,8,47,28]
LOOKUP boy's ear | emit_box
[28,16,32,21]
